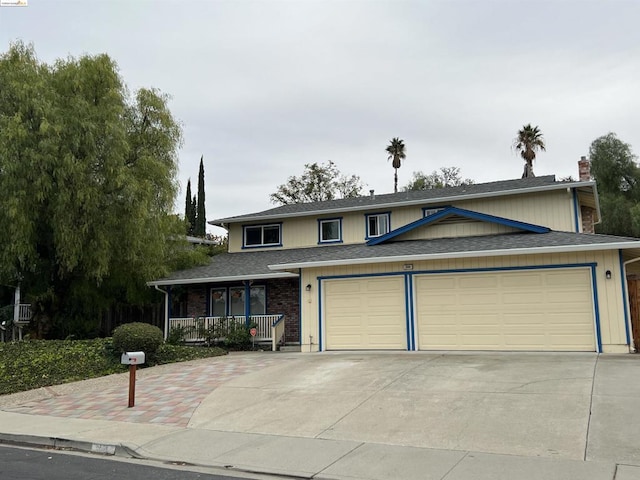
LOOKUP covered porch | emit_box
[147,247,303,351]
[169,314,285,350]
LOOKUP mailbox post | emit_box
[121,352,145,408]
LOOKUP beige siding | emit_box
[299,250,628,353]
[399,222,518,240]
[228,189,576,252]
[228,224,242,252]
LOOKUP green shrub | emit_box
[0,338,227,395]
[223,322,252,349]
[195,317,220,346]
[112,322,164,355]
[0,339,124,395]
[166,324,193,345]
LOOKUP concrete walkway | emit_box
[1,351,639,479]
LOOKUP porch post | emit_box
[154,285,170,340]
[166,286,171,339]
[13,284,20,324]
[244,280,251,326]
[13,284,20,341]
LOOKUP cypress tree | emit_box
[184,179,194,235]
[191,195,197,233]
[196,155,206,237]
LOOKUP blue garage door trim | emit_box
[318,262,602,353]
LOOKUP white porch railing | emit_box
[271,315,286,352]
[0,304,32,341]
[169,314,284,348]
[17,303,32,323]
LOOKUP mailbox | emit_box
[121,351,145,365]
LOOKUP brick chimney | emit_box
[578,156,590,181]
[577,156,595,233]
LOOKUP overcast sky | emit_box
[1,1,639,234]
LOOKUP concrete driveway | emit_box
[2,350,639,474]
[186,352,639,464]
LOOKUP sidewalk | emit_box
[1,352,639,480]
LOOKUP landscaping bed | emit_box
[0,339,226,395]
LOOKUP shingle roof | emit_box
[148,231,640,285]
[211,175,573,225]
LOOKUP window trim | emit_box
[365,212,391,240]
[317,217,343,244]
[422,206,447,217]
[210,287,227,317]
[242,223,283,249]
[210,285,266,316]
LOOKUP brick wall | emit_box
[186,286,207,318]
[577,157,595,233]
[578,156,591,181]
[267,278,300,343]
[581,206,595,234]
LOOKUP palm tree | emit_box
[513,124,545,178]
[386,137,406,193]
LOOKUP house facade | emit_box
[149,159,640,353]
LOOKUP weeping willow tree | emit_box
[0,42,184,337]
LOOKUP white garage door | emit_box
[324,276,406,350]
[415,269,596,351]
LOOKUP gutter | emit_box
[147,271,298,287]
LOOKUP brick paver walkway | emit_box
[4,354,279,427]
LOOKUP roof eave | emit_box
[147,271,298,286]
[212,181,598,225]
[268,240,640,270]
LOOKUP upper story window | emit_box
[243,223,282,248]
[423,207,445,217]
[318,218,342,244]
[366,212,390,239]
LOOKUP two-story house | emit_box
[148,159,640,354]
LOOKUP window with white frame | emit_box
[318,218,342,243]
[243,224,281,247]
[366,213,390,238]
[423,207,445,217]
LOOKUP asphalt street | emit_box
[0,445,271,480]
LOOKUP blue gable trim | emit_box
[366,206,551,246]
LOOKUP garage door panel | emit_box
[503,274,543,288]
[458,276,499,288]
[416,269,595,352]
[459,293,501,305]
[501,291,545,304]
[546,270,588,285]
[325,277,406,350]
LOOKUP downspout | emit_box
[571,188,580,233]
[622,255,640,352]
[154,285,170,340]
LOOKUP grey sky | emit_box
[1,1,639,234]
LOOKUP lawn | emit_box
[0,339,227,395]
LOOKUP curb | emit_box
[0,432,313,479]
[0,432,129,457]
